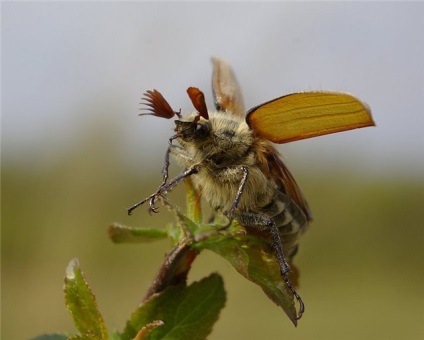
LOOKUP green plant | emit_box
[34,179,299,340]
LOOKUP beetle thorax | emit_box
[172,111,277,213]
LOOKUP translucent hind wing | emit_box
[211,57,246,117]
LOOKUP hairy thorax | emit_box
[175,112,278,213]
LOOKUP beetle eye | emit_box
[195,123,209,138]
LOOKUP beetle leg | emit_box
[127,164,200,215]
[236,210,305,320]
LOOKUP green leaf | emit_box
[134,320,165,340]
[121,273,226,340]
[108,223,168,243]
[174,210,203,236]
[64,258,108,339]
[194,230,299,325]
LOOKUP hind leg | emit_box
[236,211,304,319]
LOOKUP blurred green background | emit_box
[2,2,424,339]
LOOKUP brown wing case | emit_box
[246,92,374,143]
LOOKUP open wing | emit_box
[211,57,246,117]
[246,92,374,143]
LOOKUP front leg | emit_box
[160,137,193,186]
[127,164,200,215]
[128,143,195,215]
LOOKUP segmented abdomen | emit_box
[262,190,309,259]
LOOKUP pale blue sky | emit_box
[2,2,424,178]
